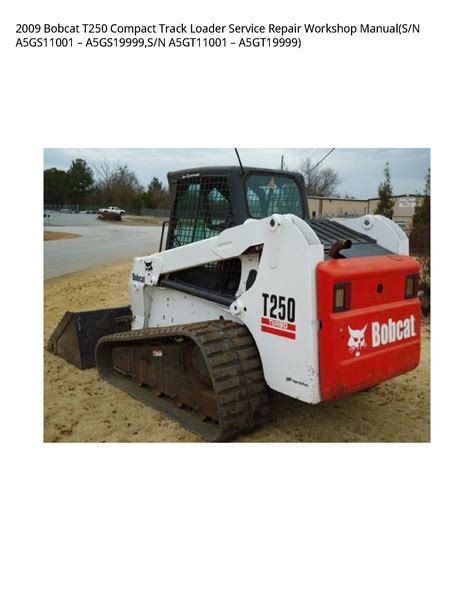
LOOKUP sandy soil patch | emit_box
[44,231,81,241]
[44,261,430,443]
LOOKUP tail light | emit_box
[333,282,352,312]
[405,274,419,299]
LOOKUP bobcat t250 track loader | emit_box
[48,166,421,441]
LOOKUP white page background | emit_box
[0,1,472,612]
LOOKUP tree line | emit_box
[45,156,344,211]
[45,156,346,211]
[44,156,430,224]
[44,159,171,210]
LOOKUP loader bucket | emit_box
[47,306,132,369]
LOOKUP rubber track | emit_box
[95,320,271,442]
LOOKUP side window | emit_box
[169,177,231,248]
[246,174,303,218]
[171,181,200,247]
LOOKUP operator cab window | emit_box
[246,174,303,218]
[169,176,231,248]
[167,175,240,297]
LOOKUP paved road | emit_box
[44,213,164,279]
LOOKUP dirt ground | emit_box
[44,261,430,443]
[98,215,166,226]
[44,231,81,241]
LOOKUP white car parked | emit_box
[99,206,126,216]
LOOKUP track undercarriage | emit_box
[95,320,271,441]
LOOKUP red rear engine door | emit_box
[317,255,421,401]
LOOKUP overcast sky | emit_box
[44,148,430,199]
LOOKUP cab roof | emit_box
[167,166,304,182]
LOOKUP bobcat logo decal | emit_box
[144,261,153,272]
[347,325,367,357]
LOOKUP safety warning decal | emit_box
[261,317,296,340]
